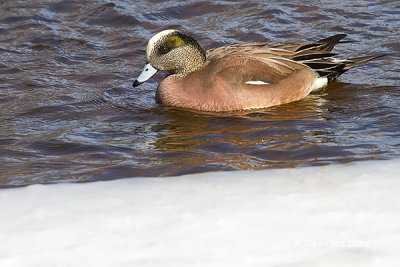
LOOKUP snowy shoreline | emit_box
[1,159,400,267]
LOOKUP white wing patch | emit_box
[245,81,270,85]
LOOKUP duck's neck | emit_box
[172,46,207,79]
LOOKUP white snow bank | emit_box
[1,159,400,267]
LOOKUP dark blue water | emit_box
[1,0,399,186]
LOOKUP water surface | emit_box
[1,0,399,186]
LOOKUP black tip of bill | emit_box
[132,80,141,87]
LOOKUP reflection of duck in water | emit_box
[133,30,383,112]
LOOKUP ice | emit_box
[1,159,400,267]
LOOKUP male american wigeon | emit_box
[133,29,383,112]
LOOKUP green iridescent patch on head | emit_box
[165,32,195,50]
[166,34,189,49]
[156,32,197,55]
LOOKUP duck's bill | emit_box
[133,63,158,87]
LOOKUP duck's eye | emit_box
[159,46,169,54]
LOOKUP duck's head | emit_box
[133,29,206,87]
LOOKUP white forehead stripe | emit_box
[147,29,178,58]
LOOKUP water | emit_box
[1,0,399,186]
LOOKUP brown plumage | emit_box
[133,30,385,112]
[206,34,384,83]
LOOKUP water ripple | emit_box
[0,0,399,186]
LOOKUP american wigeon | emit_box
[133,29,383,112]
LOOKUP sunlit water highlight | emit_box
[0,0,399,186]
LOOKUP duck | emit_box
[133,29,383,112]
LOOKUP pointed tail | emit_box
[343,54,386,71]
[301,54,385,83]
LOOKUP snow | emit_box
[1,159,400,267]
